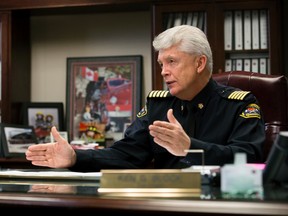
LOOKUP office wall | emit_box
[30,11,151,113]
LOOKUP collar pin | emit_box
[198,103,204,109]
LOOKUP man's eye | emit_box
[169,59,175,64]
[158,63,163,68]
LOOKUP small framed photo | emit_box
[50,131,68,143]
[122,122,131,138]
[21,102,64,143]
[0,123,38,158]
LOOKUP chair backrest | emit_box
[212,71,288,162]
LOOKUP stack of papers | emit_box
[0,169,102,181]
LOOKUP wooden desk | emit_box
[0,157,43,169]
[0,180,287,215]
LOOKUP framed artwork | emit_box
[0,123,38,158]
[21,102,64,143]
[66,55,142,143]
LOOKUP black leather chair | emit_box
[213,71,288,162]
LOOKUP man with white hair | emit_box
[26,25,265,171]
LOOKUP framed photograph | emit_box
[0,123,38,158]
[50,131,68,143]
[66,55,142,143]
[122,122,131,138]
[21,102,64,143]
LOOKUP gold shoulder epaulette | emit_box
[148,90,170,98]
[228,91,250,100]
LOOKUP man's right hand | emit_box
[25,126,76,168]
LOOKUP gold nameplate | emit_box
[99,169,201,189]
[98,169,201,197]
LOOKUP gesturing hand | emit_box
[25,126,76,168]
[148,109,191,156]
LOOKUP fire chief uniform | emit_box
[70,78,265,172]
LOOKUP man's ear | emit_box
[196,55,207,73]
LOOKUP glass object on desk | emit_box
[221,153,263,199]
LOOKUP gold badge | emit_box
[240,103,261,119]
[137,105,147,118]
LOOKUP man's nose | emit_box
[161,65,169,76]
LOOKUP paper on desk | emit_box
[0,169,102,181]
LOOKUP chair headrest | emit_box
[212,71,288,124]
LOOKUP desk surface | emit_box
[0,170,288,215]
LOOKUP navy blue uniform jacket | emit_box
[70,78,265,172]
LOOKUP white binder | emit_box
[251,58,259,72]
[236,59,243,71]
[259,58,267,74]
[192,12,199,27]
[234,10,243,50]
[244,10,252,50]
[260,10,268,49]
[224,11,233,50]
[173,13,182,26]
[244,59,251,71]
[186,12,193,25]
[225,59,232,72]
[252,10,260,49]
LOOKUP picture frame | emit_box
[21,102,64,143]
[0,123,38,158]
[66,55,142,143]
[122,122,131,138]
[50,131,68,143]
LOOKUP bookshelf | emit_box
[224,9,270,74]
[151,0,282,90]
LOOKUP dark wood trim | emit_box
[0,0,153,10]
[0,191,288,215]
[0,12,11,123]
[0,157,41,169]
